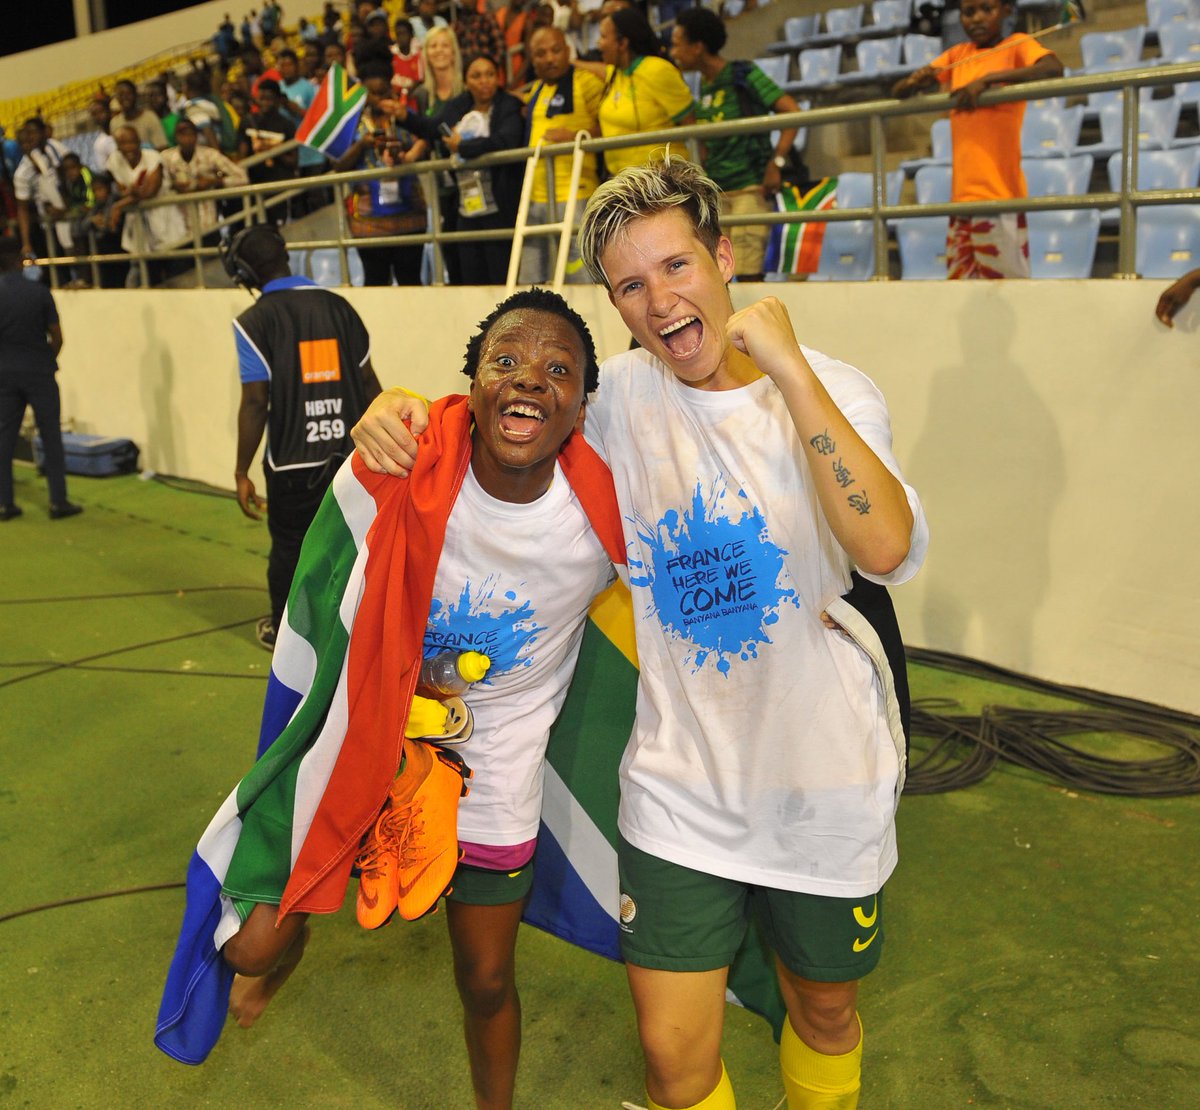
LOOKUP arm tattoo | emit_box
[832,457,855,489]
[809,429,835,455]
[848,491,871,515]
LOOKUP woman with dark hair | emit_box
[577,6,694,176]
[397,53,525,285]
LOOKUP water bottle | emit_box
[418,650,491,698]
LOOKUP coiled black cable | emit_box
[905,649,1200,797]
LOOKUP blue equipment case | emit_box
[34,433,140,477]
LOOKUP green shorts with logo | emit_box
[616,834,884,982]
[445,859,535,906]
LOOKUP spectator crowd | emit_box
[1,1,803,287]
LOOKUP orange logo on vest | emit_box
[299,339,342,383]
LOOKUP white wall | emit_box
[1,1,275,100]
[51,279,1200,715]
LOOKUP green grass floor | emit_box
[2,468,1198,1108]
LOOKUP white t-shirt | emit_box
[13,139,68,214]
[91,132,118,174]
[106,146,188,251]
[585,347,929,898]
[426,461,614,847]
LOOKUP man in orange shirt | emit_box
[894,0,1062,278]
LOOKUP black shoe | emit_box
[255,616,277,651]
[49,502,83,520]
[0,504,22,522]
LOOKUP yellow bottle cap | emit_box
[458,651,491,684]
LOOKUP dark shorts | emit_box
[617,834,884,982]
[445,859,535,907]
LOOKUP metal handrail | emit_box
[33,59,1200,286]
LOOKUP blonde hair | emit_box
[421,26,464,103]
[578,156,723,288]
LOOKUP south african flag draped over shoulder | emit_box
[154,396,784,1065]
[295,62,367,159]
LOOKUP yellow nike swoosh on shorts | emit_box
[507,871,523,878]
[852,928,879,953]
[853,900,878,929]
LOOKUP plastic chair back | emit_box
[903,34,942,67]
[1147,0,1196,30]
[1136,204,1200,276]
[872,0,909,29]
[1159,20,1200,62]
[1097,98,1181,150]
[813,171,903,280]
[1079,27,1147,69]
[784,15,820,44]
[855,37,904,74]
[1027,210,1101,278]
[930,117,952,160]
[1021,154,1094,197]
[914,163,952,204]
[896,217,949,279]
[754,54,791,86]
[799,45,843,83]
[1021,105,1084,156]
[1106,147,1200,190]
[824,4,866,35]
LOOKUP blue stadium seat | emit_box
[784,45,843,93]
[1027,210,1101,278]
[1021,154,1095,197]
[1081,85,1155,127]
[785,15,820,43]
[1175,79,1200,106]
[1078,98,1183,158]
[754,54,791,85]
[841,37,905,84]
[903,34,942,68]
[1079,26,1148,69]
[1094,97,1184,150]
[287,250,310,278]
[914,163,952,204]
[1021,105,1084,157]
[1147,0,1197,30]
[900,116,952,174]
[1135,204,1200,276]
[871,0,910,29]
[824,5,865,36]
[310,248,364,287]
[1106,147,1200,190]
[813,171,904,281]
[896,218,949,279]
[1156,19,1200,60]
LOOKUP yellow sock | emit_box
[645,1060,736,1110]
[779,1012,863,1109]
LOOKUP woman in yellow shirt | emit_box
[578,7,694,177]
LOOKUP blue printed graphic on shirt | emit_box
[424,578,546,679]
[627,481,798,675]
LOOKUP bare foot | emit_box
[228,923,310,1029]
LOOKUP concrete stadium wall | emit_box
[49,279,1200,715]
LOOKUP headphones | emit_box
[220,223,286,290]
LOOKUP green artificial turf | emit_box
[2,468,1197,1108]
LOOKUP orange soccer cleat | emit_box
[393,742,472,921]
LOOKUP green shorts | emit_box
[445,860,535,907]
[616,835,884,982]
